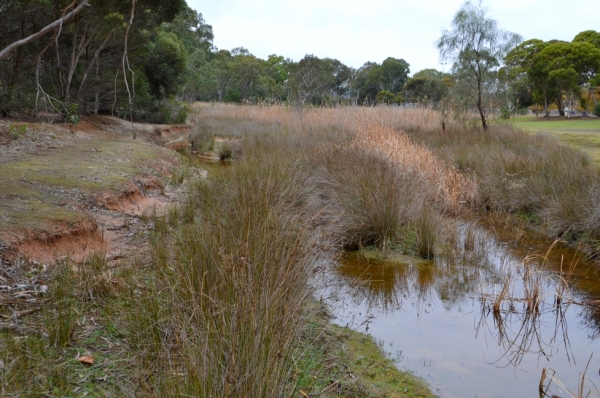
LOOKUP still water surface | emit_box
[322,221,600,397]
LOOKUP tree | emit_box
[353,62,381,104]
[379,57,410,93]
[286,55,352,105]
[505,39,554,116]
[404,69,448,105]
[436,1,521,129]
[0,0,187,119]
[144,31,187,99]
[0,0,91,61]
[572,31,600,107]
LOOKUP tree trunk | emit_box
[556,97,565,117]
[476,78,488,130]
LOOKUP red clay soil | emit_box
[0,115,185,268]
[1,180,179,266]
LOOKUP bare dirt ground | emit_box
[0,115,192,302]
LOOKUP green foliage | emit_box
[593,103,600,117]
[505,33,600,117]
[354,58,410,104]
[152,99,188,124]
[404,70,448,105]
[287,54,353,105]
[224,88,242,103]
[144,31,188,99]
[376,90,396,104]
[63,103,80,126]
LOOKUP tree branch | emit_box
[0,0,91,61]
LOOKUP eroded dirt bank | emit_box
[0,115,191,275]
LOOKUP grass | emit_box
[510,116,600,163]
[296,304,434,398]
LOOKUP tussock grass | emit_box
[402,119,600,253]
[130,155,320,396]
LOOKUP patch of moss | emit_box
[295,302,435,398]
[0,135,179,234]
[358,248,433,266]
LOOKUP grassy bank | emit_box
[509,116,600,163]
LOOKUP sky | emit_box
[187,0,597,75]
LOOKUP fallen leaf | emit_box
[77,355,94,365]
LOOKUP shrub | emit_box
[218,141,233,160]
[189,127,215,152]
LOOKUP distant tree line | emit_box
[1,0,598,125]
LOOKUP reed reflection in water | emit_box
[325,222,600,398]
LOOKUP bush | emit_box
[152,99,188,124]
[593,103,600,117]
[190,127,215,152]
[218,141,233,160]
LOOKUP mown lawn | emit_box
[510,116,600,163]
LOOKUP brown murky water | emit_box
[322,221,600,398]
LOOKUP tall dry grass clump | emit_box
[308,123,474,255]
[353,124,477,213]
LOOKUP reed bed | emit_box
[352,124,477,213]
[64,102,596,396]
[194,103,600,256]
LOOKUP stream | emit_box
[320,220,600,397]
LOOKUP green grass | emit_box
[295,304,434,398]
[509,116,600,163]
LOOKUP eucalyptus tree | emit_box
[572,30,600,107]
[505,36,600,116]
[504,39,554,116]
[404,69,448,105]
[287,55,352,105]
[436,1,521,129]
[352,58,409,105]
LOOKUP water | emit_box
[321,221,600,398]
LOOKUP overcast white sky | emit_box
[187,0,596,75]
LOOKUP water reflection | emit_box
[326,220,600,398]
[475,300,573,369]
